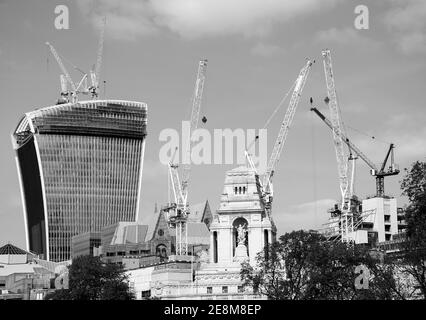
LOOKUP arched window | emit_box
[156,244,168,259]
[239,186,242,194]
[243,186,246,194]
[234,186,238,194]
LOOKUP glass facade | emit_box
[12,100,147,262]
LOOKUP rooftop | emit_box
[0,244,29,256]
[12,100,147,147]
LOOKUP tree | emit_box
[241,230,372,299]
[304,240,365,300]
[241,230,407,300]
[241,230,320,299]
[357,252,413,300]
[400,160,426,298]
[44,256,135,300]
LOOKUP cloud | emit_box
[251,42,285,57]
[275,198,336,233]
[77,0,338,40]
[314,27,381,49]
[77,0,158,41]
[383,0,426,54]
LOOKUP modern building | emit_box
[71,232,101,258]
[12,100,148,262]
[322,195,402,245]
[362,196,398,242]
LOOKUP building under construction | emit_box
[312,50,404,245]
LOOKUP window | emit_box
[385,225,391,232]
[222,286,228,294]
[243,186,246,194]
[207,287,213,294]
[238,285,244,293]
[385,234,391,241]
[141,290,151,298]
[384,215,391,223]
[158,229,164,236]
[234,187,238,194]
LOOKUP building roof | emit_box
[187,201,207,223]
[12,100,147,147]
[0,244,29,255]
[187,223,210,245]
[145,209,162,242]
[33,258,71,274]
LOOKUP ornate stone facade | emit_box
[193,166,276,298]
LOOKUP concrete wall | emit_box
[126,266,155,299]
[362,197,398,242]
[0,254,27,265]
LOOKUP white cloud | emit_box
[274,198,336,234]
[77,0,338,40]
[251,42,285,57]
[314,27,381,49]
[383,0,426,54]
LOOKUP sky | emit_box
[0,0,425,248]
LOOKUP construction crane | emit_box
[89,17,106,98]
[46,42,88,103]
[245,59,314,217]
[46,17,106,103]
[165,59,208,256]
[310,106,400,198]
[321,49,353,211]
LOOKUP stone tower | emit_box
[209,166,276,266]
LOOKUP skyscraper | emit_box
[11,100,147,262]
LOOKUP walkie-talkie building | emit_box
[12,100,147,262]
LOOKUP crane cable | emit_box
[262,78,297,130]
[345,124,391,145]
[246,76,298,151]
[310,110,318,226]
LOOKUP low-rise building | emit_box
[0,243,61,300]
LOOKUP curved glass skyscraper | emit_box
[12,100,147,262]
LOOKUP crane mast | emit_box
[181,59,208,199]
[90,17,106,98]
[322,49,351,210]
[167,59,208,256]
